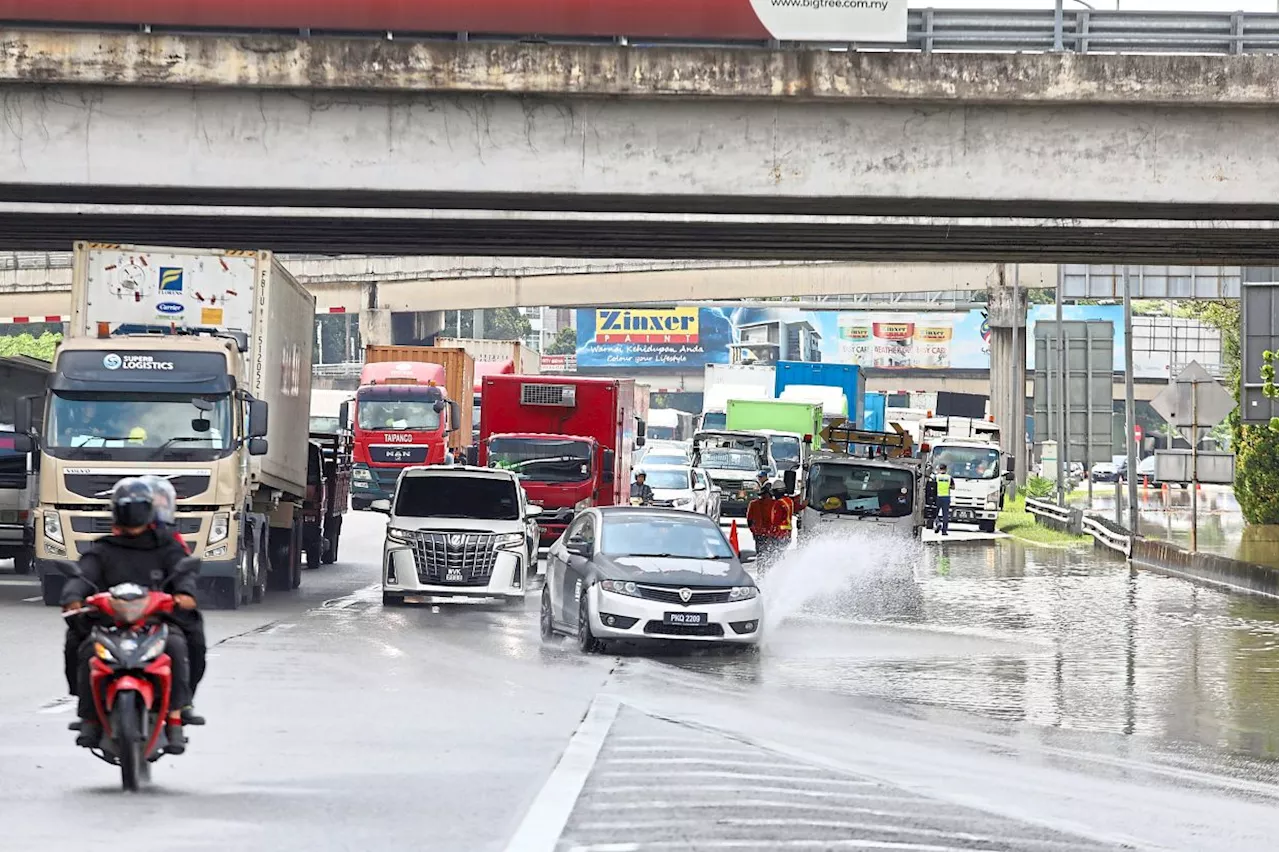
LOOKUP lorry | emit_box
[0,354,52,575]
[22,242,313,608]
[302,425,352,568]
[774,362,866,430]
[863,392,888,433]
[349,345,473,509]
[647,408,695,442]
[478,375,643,544]
[691,429,777,518]
[798,453,926,538]
[724,398,821,472]
[700,364,774,431]
[309,388,354,435]
[921,428,1013,534]
[435,338,542,444]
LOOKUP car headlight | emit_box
[673,497,694,507]
[386,527,414,544]
[208,512,230,544]
[352,467,373,481]
[497,532,525,550]
[43,511,64,545]
[600,579,641,597]
[729,586,759,601]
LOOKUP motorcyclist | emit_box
[61,478,198,754]
[141,474,207,727]
[629,471,654,505]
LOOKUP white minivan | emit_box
[374,465,541,607]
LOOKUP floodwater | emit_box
[670,528,1279,772]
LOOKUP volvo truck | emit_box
[23,242,314,608]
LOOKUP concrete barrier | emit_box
[1131,537,1278,598]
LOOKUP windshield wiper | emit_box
[151,436,213,458]
[76,435,137,446]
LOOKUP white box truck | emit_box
[22,242,315,608]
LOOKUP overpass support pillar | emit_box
[358,280,393,348]
[987,268,1028,489]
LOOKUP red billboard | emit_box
[5,1,907,43]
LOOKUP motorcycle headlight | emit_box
[93,641,115,662]
[352,468,373,481]
[208,512,230,544]
[497,532,525,550]
[600,579,641,598]
[138,635,166,662]
[729,586,759,601]
[43,511,64,545]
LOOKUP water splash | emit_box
[758,526,928,632]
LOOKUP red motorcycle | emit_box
[57,557,200,791]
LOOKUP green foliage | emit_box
[1235,420,1278,526]
[0,332,60,361]
[1022,475,1056,499]
[446,309,533,342]
[545,327,578,356]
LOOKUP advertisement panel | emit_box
[575,305,1151,374]
[11,0,910,43]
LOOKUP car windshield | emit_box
[647,426,677,441]
[357,397,441,431]
[601,515,735,559]
[931,446,1001,480]
[489,437,592,483]
[394,476,519,520]
[701,450,758,471]
[769,436,802,469]
[638,469,690,490]
[808,463,915,518]
[47,392,233,453]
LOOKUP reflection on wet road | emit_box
[664,531,1279,768]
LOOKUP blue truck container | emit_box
[773,362,866,429]
[863,392,887,432]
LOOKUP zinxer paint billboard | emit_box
[575,305,1135,372]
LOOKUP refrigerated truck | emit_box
[23,242,313,608]
[478,375,643,544]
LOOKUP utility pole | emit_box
[1056,264,1068,506]
[1123,266,1139,541]
[1190,381,1199,553]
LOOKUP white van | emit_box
[374,466,541,606]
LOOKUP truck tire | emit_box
[979,519,997,534]
[290,521,303,589]
[266,529,293,592]
[303,525,322,570]
[351,497,371,511]
[41,573,64,607]
[251,534,268,603]
[12,552,32,574]
[322,517,341,564]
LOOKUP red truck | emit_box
[349,352,471,509]
[479,376,644,544]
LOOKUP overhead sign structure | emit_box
[1155,450,1234,486]
[1150,361,1235,443]
[1032,321,1115,472]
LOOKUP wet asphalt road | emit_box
[0,511,1274,852]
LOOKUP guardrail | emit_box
[1025,496,1083,535]
[1082,514,1131,557]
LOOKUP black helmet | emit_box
[111,477,155,529]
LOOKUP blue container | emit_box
[773,362,866,429]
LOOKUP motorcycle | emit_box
[56,557,200,791]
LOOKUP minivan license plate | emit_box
[664,612,707,625]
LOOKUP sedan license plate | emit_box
[664,611,708,625]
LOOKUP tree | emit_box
[545,327,577,355]
[0,332,60,361]
[485,308,532,342]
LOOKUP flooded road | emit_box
[664,531,1279,775]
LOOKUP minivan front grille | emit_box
[411,531,498,585]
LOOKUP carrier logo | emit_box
[155,301,184,315]
[159,267,184,292]
[383,433,413,443]
[595,308,698,344]
[102,353,122,370]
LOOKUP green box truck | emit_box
[725,399,822,475]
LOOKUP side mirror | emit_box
[0,430,33,454]
[448,400,461,432]
[434,400,446,414]
[191,418,211,434]
[567,539,592,558]
[601,449,616,484]
[693,480,706,492]
[1005,456,1015,473]
[525,505,543,518]
[248,398,269,438]
[248,437,269,456]
[15,396,33,435]
[370,499,392,514]
[338,401,350,430]
[784,469,797,494]
[739,550,756,564]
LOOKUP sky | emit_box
[913,1,1277,11]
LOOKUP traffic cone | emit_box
[728,520,740,555]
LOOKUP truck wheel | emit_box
[266,529,293,592]
[223,574,243,611]
[352,497,371,511]
[12,552,32,574]
[306,542,322,571]
[322,518,341,564]
[979,519,997,534]
[290,522,304,589]
[41,573,64,607]
[252,536,268,603]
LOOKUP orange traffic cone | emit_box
[728,520,740,555]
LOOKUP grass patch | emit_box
[998,493,1093,547]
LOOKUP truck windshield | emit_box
[700,450,758,471]
[932,447,1001,480]
[769,436,802,470]
[488,437,591,483]
[701,412,727,430]
[394,476,519,521]
[808,462,914,518]
[310,416,340,434]
[47,393,233,453]
[357,398,441,431]
[647,425,677,441]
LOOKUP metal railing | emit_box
[1082,514,1131,557]
[1025,497,1083,534]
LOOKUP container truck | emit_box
[863,392,888,433]
[436,338,542,444]
[647,408,695,442]
[700,364,774,431]
[22,242,314,608]
[349,345,473,509]
[774,362,865,430]
[478,375,642,544]
[0,354,52,575]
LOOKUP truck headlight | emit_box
[352,467,372,481]
[43,511,64,545]
[208,512,230,544]
[497,533,525,550]
[986,494,1000,508]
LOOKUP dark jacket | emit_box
[61,528,196,605]
[629,482,654,503]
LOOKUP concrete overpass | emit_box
[0,29,1275,262]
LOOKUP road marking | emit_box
[566,841,1042,852]
[608,745,766,756]
[592,784,890,799]
[597,771,879,786]
[37,696,76,714]
[584,799,935,813]
[0,577,39,586]
[22,595,42,602]
[600,758,802,769]
[504,694,620,852]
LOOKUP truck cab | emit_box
[923,438,1013,534]
[485,432,611,545]
[800,454,925,537]
[691,430,777,518]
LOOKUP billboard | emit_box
[575,305,1150,374]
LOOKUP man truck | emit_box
[22,242,313,608]
[478,375,643,545]
[349,345,473,509]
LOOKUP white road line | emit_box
[504,694,620,852]
[591,785,892,799]
[607,746,766,756]
[568,845,639,852]
[564,841,1012,852]
[22,595,42,602]
[596,771,881,787]
[600,758,803,769]
[584,799,934,813]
